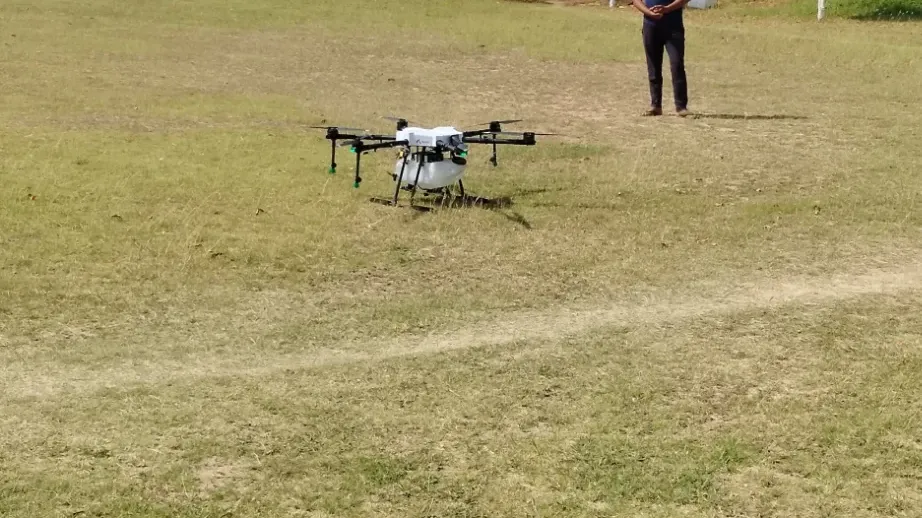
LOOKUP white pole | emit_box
[818,0,825,19]
[609,0,615,7]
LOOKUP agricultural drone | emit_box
[312,117,553,206]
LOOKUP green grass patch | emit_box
[719,0,922,20]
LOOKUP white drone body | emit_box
[392,126,466,190]
[396,126,463,148]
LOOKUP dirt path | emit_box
[3,261,921,401]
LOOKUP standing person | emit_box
[632,0,691,117]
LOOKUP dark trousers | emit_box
[642,24,688,110]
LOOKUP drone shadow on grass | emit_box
[369,187,553,229]
[369,197,433,213]
[433,193,532,229]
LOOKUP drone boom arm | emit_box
[462,132,537,166]
[322,128,395,174]
[462,132,537,146]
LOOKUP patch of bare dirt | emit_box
[3,260,922,400]
[197,457,259,497]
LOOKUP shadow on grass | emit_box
[690,113,808,121]
[432,192,533,229]
[369,196,434,213]
[369,187,550,229]
[851,3,922,20]
[433,193,514,209]
[529,201,625,210]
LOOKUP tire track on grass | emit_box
[4,262,922,400]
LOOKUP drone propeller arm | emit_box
[461,133,537,146]
[462,132,538,167]
[323,130,396,175]
[461,129,492,138]
[324,131,360,174]
[351,139,409,153]
[357,135,397,142]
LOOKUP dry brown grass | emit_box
[2,0,921,516]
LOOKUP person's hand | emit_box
[647,6,663,18]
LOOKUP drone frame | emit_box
[317,118,545,208]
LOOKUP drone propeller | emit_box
[474,119,523,127]
[464,119,526,135]
[308,125,369,133]
[491,131,559,136]
[383,116,412,131]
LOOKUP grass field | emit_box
[2,0,922,516]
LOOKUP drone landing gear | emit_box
[378,146,459,210]
[378,152,426,208]
[373,178,466,211]
[490,136,498,167]
[391,152,410,206]
[409,155,425,206]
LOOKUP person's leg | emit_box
[642,25,665,114]
[665,28,688,113]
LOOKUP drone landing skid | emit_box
[371,179,466,210]
[368,197,434,212]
